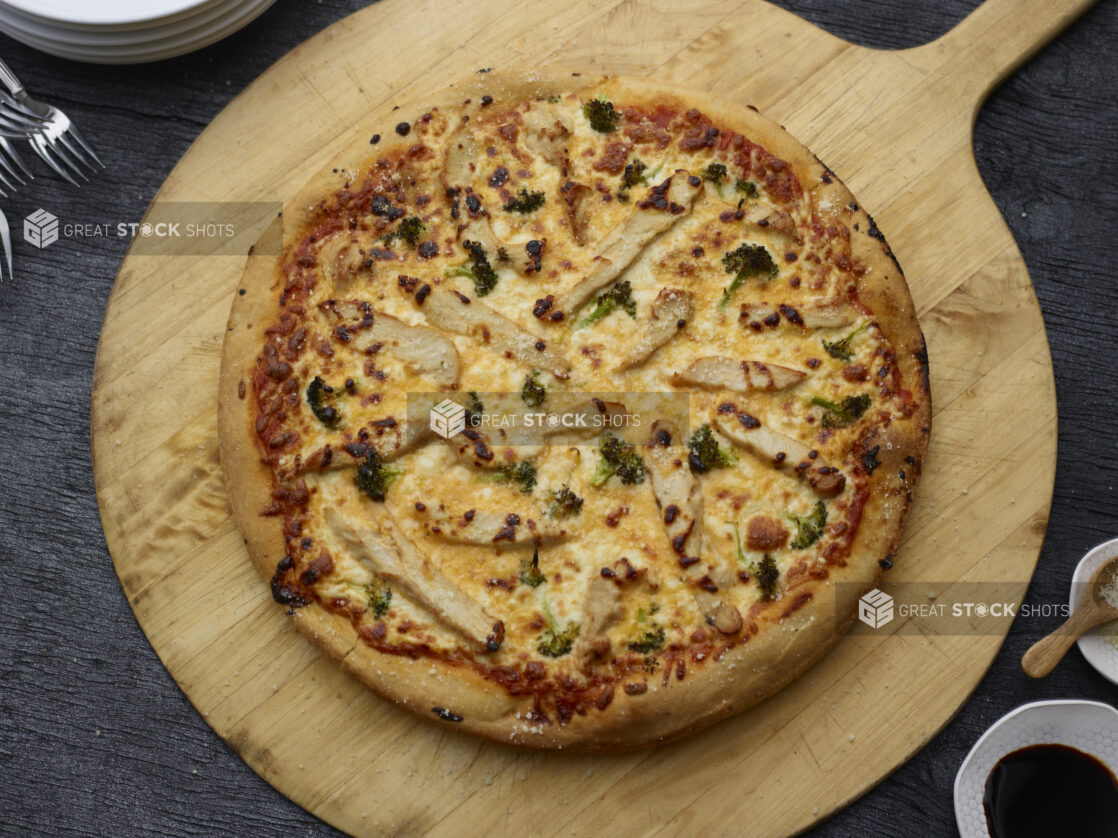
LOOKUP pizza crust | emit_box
[218,71,930,751]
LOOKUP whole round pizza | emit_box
[218,72,930,750]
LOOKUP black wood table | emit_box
[0,1,1114,835]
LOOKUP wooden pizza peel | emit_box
[91,0,1093,833]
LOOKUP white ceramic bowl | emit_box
[954,699,1118,838]
[1072,536,1118,685]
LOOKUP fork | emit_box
[0,57,102,186]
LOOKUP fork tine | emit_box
[47,135,89,182]
[29,137,79,187]
[0,100,44,130]
[0,167,16,193]
[0,210,12,282]
[57,132,97,173]
[0,138,31,181]
[66,123,103,168]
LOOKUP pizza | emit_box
[218,72,930,751]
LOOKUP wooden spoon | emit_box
[1022,556,1118,678]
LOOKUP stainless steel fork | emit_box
[0,57,102,187]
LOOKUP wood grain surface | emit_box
[74,0,1094,835]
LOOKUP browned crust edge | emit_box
[218,71,931,752]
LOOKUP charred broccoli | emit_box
[621,158,648,189]
[734,529,782,600]
[364,577,392,618]
[821,324,869,362]
[521,370,546,408]
[811,393,871,428]
[702,162,728,196]
[590,432,645,487]
[546,485,584,519]
[735,179,759,199]
[354,451,403,501]
[576,279,637,328]
[380,215,427,248]
[306,376,341,428]
[445,239,499,296]
[686,424,737,473]
[503,188,546,214]
[582,96,619,133]
[789,500,828,549]
[519,547,546,588]
[718,242,778,308]
[627,625,665,653]
[537,599,578,657]
[755,554,780,600]
[466,391,484,418]
[492,460,537,494]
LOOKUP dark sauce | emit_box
[983,744,1118,838]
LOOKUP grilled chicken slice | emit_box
[739,299,859,330]
[643,420,742,635]
[442,120,546,276]
[520,105,573,171]
[297,425,433,475]
[712,404,846,497]
[557,171,702,317]
[574,575,622,660]
[422,506,569,547]
[614,288,693,371]
[561,182,594,246]
[671,356,805,392]
[325,507,504,651]
[349,311,460,389]
[421,286,570,379]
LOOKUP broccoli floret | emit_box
[492,460,537,494]
[364,577,392,618]
[735,179,759,198]
[576,279,637,328]
[519,547,546,588]
[521,371,546,408]
[734,530,782,600]
[546,485,584,519]
[306,376,340,428]
[537,599,578,657]
[503,188,546,214]
[811,393,871,428]
[582,96,619,133]
[621,159,648,189]
[445,239,499,296]
[381,215,427,248]
[788,500,828,549]
[718,243,778,308]
[590,432,646,487]
[686,424,737,474]
[627,625,665,654]
[466,391,484,418]
[821,324,869,362]
[354,451,403,501]
[702,162,728,196]
[755,554,780,600]
[496,246,510,263]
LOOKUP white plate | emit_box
[954,699,1118,838]
[0,0,247,47]
[0,0,275,63]
[0,0,213,28]
[1072,536,1118,685]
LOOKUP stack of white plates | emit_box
[0,0,277,64]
